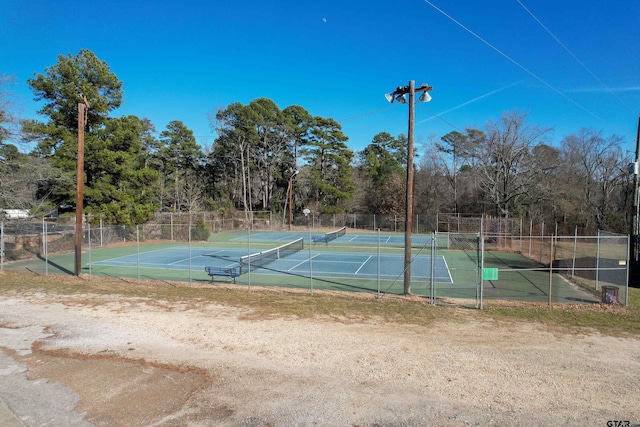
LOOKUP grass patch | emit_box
[1,271,639,337]
[481,287,640,337]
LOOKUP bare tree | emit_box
[560,128,627,231]
[469,111,551,217]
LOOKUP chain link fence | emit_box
[1,214,629,307]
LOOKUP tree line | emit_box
[0,50,633,234]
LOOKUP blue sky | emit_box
[1,0,639,156]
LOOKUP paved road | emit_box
[0,326,94,426]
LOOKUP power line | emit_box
[516,0,635,114]
[420,0,609,125]
[415,81,523,128]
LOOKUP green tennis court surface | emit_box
[91,245,453,283]
[4,228,605,303]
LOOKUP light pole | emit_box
[385,81,433,295]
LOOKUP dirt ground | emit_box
[0,290,639,426]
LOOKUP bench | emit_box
[312,236,328,244]
[204,266,240,283]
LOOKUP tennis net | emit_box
[239,237,304,274]
[326,226,346,241]
[313,226,347,244]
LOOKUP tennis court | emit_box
[91,243,453,283]
[3,225,617,304]
[233,227,434,248]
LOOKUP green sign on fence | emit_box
[483,268,499,281]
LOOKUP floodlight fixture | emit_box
[419,91,432,102]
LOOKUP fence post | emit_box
[376,229,381,299]
[247,227,251,291]
[549,235,554,307]
[136,225,141,284]
[626,235,630,306]
[595,230,601,291]
[0,220,3,271]
[478,231,484,310]
[478,216,484,309]
[308,225,313,294]
[528,218,533,257]
[519,217,523,253]
[188,225,192,287]
[430,232,436,305]
[571,226,578,278]
[539,221,545,263]
[88,221,91,280]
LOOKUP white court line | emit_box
[440,256,454,283]
[354,255,372,275]
[168,249,229,267]
[289,253,320,271]
[169,256,193,266]
[93,245,183,263]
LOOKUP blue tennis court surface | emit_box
[91,245,453,282]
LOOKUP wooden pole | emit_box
[403,80,415,295]
[74,102,85,276]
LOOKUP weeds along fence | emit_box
[0,216,629,307]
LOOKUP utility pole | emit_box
[74,98,89,276]
[405,81,416,296]
[385,81,433,295]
